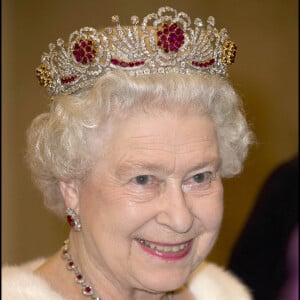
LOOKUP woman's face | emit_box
[77,109,223,293]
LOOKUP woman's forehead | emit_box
[111,110,215,143]
[95,111,220,173]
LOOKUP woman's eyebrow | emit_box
[115,161,172,177]
[116,157,221,177]
[187,158,221,173]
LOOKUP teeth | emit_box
[138,239,188,253]
[149,243,156,249]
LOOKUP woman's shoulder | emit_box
[187,261,253,300]
[2,258,66,300]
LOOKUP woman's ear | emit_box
[59,181,80,214]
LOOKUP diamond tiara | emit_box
[36,6,237,97]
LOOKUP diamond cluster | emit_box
[36,6,237,97]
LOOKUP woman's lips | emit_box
[136,238,193,261]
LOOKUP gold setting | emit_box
[36,64,53,87]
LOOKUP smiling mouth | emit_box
[136,238,191,253]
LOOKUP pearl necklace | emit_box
[61,240,173,300]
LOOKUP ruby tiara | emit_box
[36,6,237,97]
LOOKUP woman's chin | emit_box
[136,269,190,293]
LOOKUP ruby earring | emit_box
[66,208,82,232]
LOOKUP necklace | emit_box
[62,240,101,299]
[61,240,173,300]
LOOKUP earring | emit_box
[66,207,82,232]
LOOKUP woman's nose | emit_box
[155,184,194,233]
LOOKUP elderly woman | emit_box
[3,6,253,300]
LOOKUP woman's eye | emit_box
[193,172,212,183]
[182,171,215,192]
[132,175,151,185]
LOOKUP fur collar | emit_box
[2,259,252,299]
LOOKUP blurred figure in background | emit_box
[228,155,298,300]
[277,225,298,300]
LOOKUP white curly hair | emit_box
[26,70,254,217]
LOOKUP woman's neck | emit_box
[36,233,183,300]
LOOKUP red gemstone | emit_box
[168,33,176,41]
[175,41,182,48]
[168,36,174,43]
[175,28,183,35]
[169,23,177,32]
[67,215,75,226]
[157,23,184,53]
[120,61,128,67]
[85,286,91,293]
[68,261,74,267]
[76,274,83,280]
[178,34,184,41]
[72,39,97,65]
[111,59,119,65]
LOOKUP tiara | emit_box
[36,6,237,97]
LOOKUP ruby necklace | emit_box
[62,240,101,299]
[61,240,173,300]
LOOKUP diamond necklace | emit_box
[61,240,173,300]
